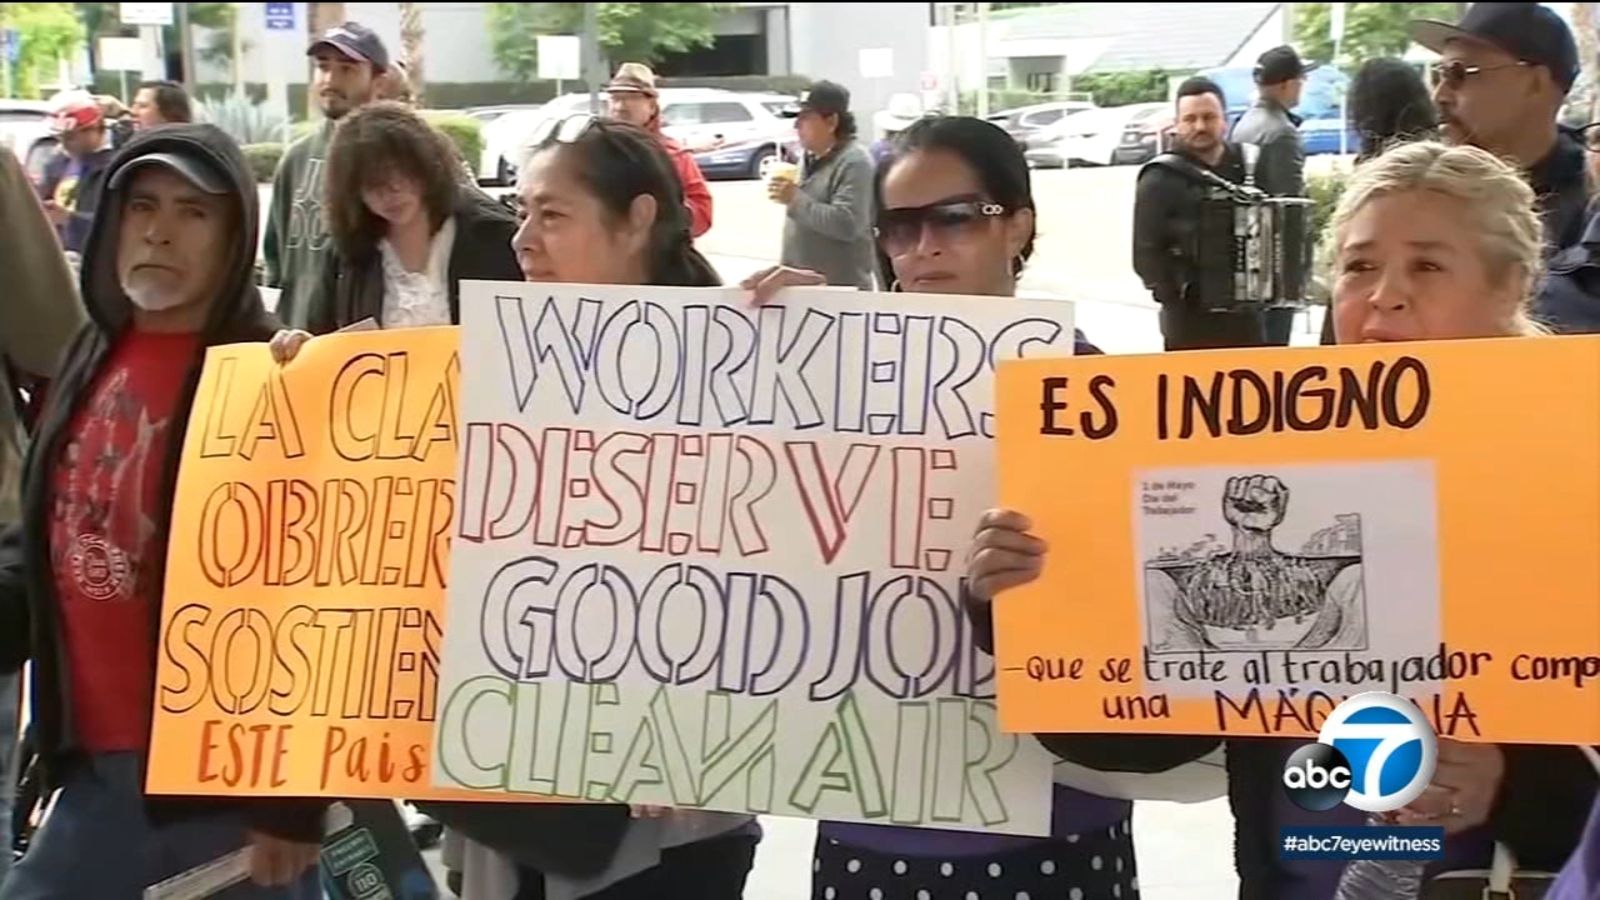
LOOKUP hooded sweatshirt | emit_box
[0,124,325,841]
[0,153,86,522]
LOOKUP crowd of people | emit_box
[0,4,1596,899]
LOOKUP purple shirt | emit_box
[819,783,1130,858]
[1550,797,1600,900]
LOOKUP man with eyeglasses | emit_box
[1411,3,1586,254]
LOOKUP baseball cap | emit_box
[604,62,659,98]
[1410,2,1578,93]
[108,150,230,195]
[308,21,390,71]
[1255,45,1318,85]
[51,100,104,134]
[782,81,851,118]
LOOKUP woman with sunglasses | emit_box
[747,116,1224,900]
[978,141,1599,899]
[422,115,759,900]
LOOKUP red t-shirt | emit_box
[51,329,198,751]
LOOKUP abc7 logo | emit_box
[1282,691,1438,813]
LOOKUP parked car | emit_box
[662,89,799,180]
[1027,102,1166,168]
[1112,105,1174,166]
[0,100,57,185]
[481,89,798,185]
[987,100,1097,148]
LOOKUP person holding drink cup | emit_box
[772,81,877,290]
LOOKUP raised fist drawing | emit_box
[1223,475,1288,535]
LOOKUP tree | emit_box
[1293,3,1459,69]
[3,2,86,96]
[486,3,725,81]
[399,1,423,105]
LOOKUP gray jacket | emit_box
[781,140,876,289]
[1230,98,1306,197]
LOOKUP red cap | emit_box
[52,101,103,134]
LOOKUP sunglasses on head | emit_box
[874,196,1008,254]
[527,112,601,148]
[1430,59,1532,89]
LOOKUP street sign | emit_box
[1329,2,1347,42]
[265,2,296,32]
[119,2,174,27]
[1,29,19,65]
[98,36,144,71]
[859,47,894,79]
[537,34,581,81]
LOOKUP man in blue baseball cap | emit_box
[1411,2,1586,253]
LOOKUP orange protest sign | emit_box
[992,337,1600,745]
[147,329,501,799]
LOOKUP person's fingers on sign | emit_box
[247,830,321,887]
[1395,740,1506,834]
[740,265,826,306]
[966,508,1047,603]
[270,328,313,365]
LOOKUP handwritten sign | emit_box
[433,283,1070,835]
[993,337,1600,745]
[148,329,475,798]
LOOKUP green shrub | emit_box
[421,111,485,170]
[241,143,284,183]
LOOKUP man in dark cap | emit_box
[1412,2,1587,253]
[264,21,389,331]
[1231,44,1316,345]
[772,81,875,290]
[0,124,325,896]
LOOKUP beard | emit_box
[122,269,191,312]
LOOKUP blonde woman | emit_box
[969,142,1598,897]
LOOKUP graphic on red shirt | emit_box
[51,330,197,751]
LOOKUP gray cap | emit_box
[108,151,229,195]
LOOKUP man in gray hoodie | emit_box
[773,81,876,290]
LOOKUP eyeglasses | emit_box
[1430,59,1532,89]
[1581,123,1600,154]
[875,197,1008,255]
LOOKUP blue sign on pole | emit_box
[265,2,296,31]
[2,29,20,64]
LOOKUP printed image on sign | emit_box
[992,338,1600,745]
[432,283,1068,835]
[146,329,502,800]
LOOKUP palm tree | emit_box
[309,2,346,38]
[1575,3,1599,123]
[399,2,424,106]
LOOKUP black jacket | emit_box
[1530,128,1588,256]
[0,124,325,842]
[308,186,522,334]
[1133,143,1248,307]
[1535,207,1600,334]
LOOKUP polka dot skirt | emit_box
[811,819,1138,900]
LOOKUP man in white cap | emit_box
[605,62,713,238]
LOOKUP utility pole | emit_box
[177,1,195,85]
[976,2,989,116]
[583,1,601,114]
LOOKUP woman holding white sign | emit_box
[969,141,1599,898]
[749,116,1162,900]
[426,117,757,900]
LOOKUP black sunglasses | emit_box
[1430,59,1532,89]
[875,197,1008,254]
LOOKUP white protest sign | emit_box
[433,283,1071,836]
